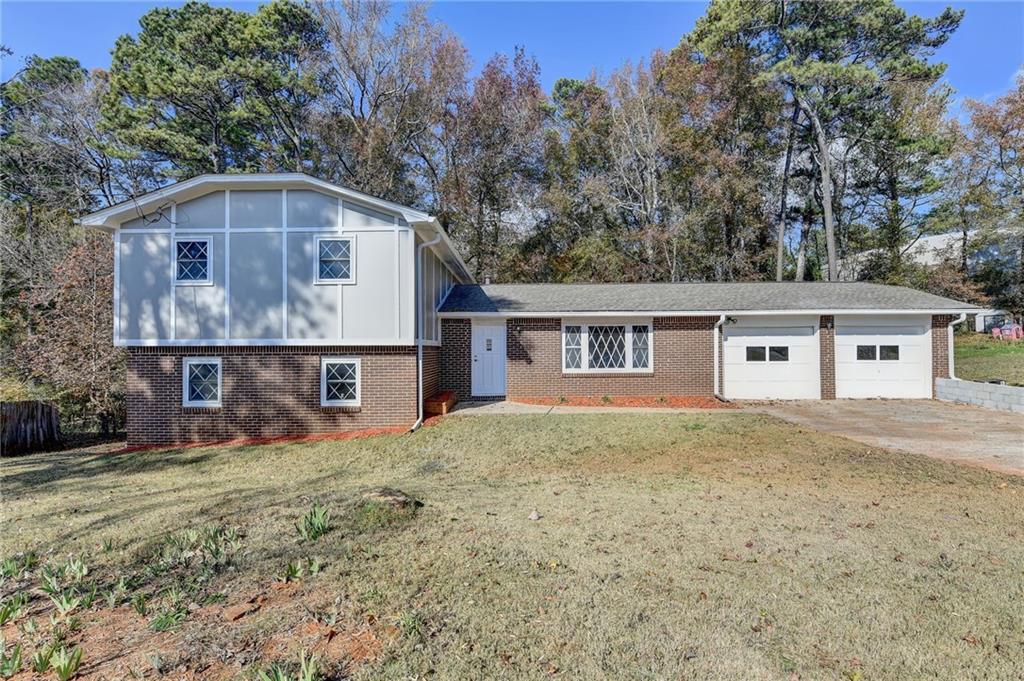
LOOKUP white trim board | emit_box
[441,308,974,319]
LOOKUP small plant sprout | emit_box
[31,644,54,673]
[601,394,613,404]
[0,593,28,626]
[131,593,148,616]
[149,607,186,632]
[101,538,116,553]
[296,505,332,541]
[305,557,322,576]
[0,636,21,678]
[51,646,83,681]
[49,591,82,618]
[256,652,320,681]
[278,562,303,583]
[65,557,88,582]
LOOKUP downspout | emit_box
[948,313,967,379]
[411,232,443,432]
[713,314,727,400]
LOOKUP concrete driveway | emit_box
[750,400,1023,476]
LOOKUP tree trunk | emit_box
[775,103,800,281]
[960,210,969,274]
[795,202,813,281]
[797,97,839,281]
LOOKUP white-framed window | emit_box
[561,320,653,373]
[182,357,221,407]
[315,236,354,284]
[320,357,361,407]
[175,238,212,285]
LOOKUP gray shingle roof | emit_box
[438,282,978,315]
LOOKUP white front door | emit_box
[835,315,931,398]
[471,321,507,397]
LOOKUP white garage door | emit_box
[723,316,820,399]
[835,316,931,399]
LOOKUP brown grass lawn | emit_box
[2,414,1022,680]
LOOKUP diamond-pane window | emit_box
[632,325,650,369]
[589,325,626,369]
[318,238,352,282]
[176,239,210,283]
[564,325,582,369]
[322,358,360,406]
[183,358,220,406]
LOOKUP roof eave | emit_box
[438,307,980,318]
[79,173,433,230]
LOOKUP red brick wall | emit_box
[506,316,717,398]
[440,319,472,400]
[422,345,440,400]
[127,346,418,445]
[931,314,956,395]
[819,315,836,399]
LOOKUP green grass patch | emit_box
[955,333,1024,384]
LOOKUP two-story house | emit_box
[82,174,978,446]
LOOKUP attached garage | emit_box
[834,315,932,399]
[723,316,820,400]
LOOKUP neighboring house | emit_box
[82,174,979,446]
[838,229,1018,280]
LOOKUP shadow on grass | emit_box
[1,447,218,497]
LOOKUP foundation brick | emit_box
[127,346,418,446]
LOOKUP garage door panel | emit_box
[723,318,820,400]
[835,317,930,399]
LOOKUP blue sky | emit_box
[2,1,1021,104]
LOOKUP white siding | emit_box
[342,232,398,339]
[286,233,339,339]
[113,185,432,345]
[229,232,284,339]
[119,233,173,340]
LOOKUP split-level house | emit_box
[81,174,979,446]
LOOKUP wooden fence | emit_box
[1,401,62,456]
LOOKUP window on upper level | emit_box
[321,357,361,407]
[316,236,354,284]
[175,238,212,285]
[562,321,653,373]
[182,357,221,407]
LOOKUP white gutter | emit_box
[948,313,967,379]
[411,232,444,432]
[713,314,727,399]
[439,308,978,319]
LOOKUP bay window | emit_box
[562,321,653,372]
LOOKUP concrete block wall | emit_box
[935,377,1024,414]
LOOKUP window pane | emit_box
[564,326,582,369]
[588,325,626,369]
[176,240,209,281]
[856,345,877,361]
[769,346,789,362]
[187,362,219,402]
[746,346,766,362]
[632,325,650,369]
[324,361,357,402]
[879,345,900,361]
[319,239,351,281]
